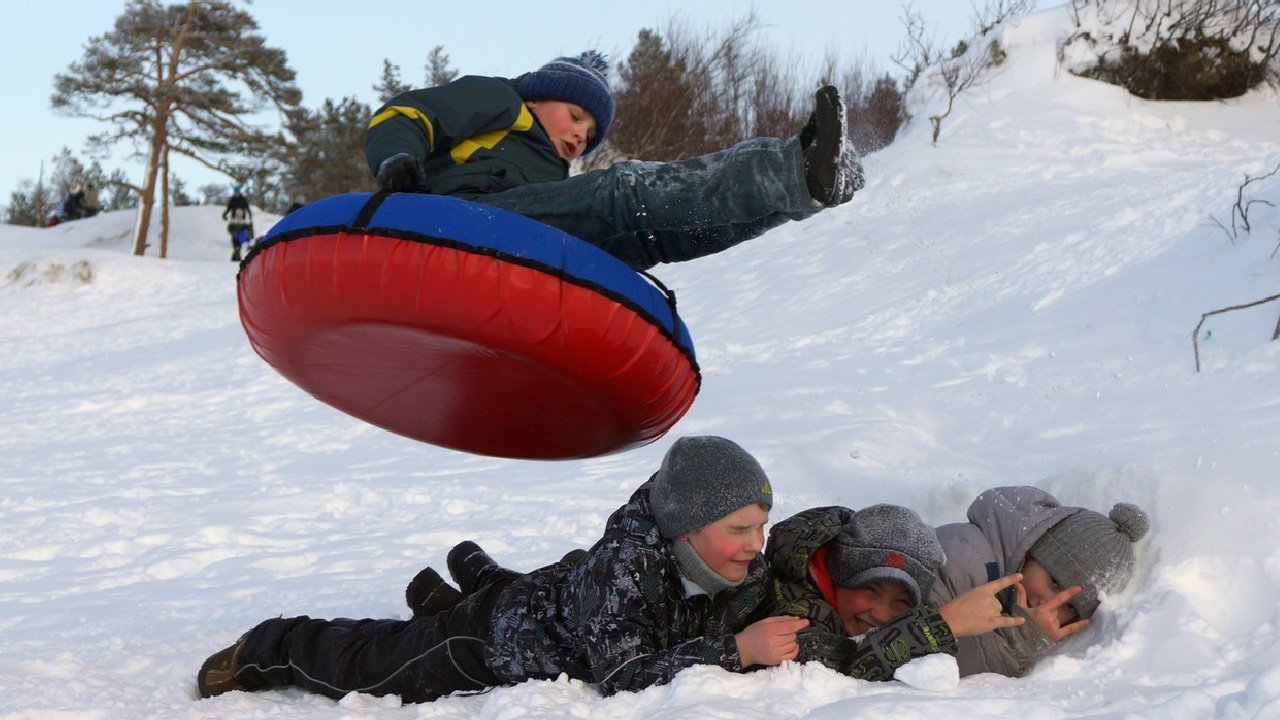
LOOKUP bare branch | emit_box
[1192,292,1280,371]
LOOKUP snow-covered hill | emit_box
[2,7,1279,719]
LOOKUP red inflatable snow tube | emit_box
[237,191,700,460]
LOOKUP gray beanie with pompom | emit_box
[1028,502,1150,619]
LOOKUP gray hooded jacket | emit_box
[928,486,1079,677]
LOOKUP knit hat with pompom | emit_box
[1028,502,1150,619]
[516,50,614,153]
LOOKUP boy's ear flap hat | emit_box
[650,436,773,540]
[826,504,945,606]
[1028,502,1150,619]
[517,50,614,153]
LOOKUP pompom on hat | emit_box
[826,504,945,606]
[517,50,614,153]
[1028,502,1149,619]
[649,436,773,540]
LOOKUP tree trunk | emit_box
[160,145,170,259]
[131,130,162,256]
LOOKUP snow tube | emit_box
[237,191,700,460]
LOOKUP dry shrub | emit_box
[1061,0,1280,100]
[595,12,905,166]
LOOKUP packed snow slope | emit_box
[2,7,1279,719]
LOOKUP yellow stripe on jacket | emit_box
[450,105,535,164]
[368,106,436,152]
[368,104,535,164]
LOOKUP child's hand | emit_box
[939,574,1027,638]
[375,153,426,192]
[1014,582,1091,642]
[735,615,809,667]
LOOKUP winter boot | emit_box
[404,566,464,618]
[801,85,862,207]
[447,540,520,595]
[197,636,249,699]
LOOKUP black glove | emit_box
[375,152,426,192]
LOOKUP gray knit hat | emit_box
[650,436,773,539]
[516,50,614,153]
[826,504,945,606]
[1028,502,1149,619]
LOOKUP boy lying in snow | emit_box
[929,485,1149,677]
[364,50,863,272]
[199,436,801,701]
[761,503,1023,679]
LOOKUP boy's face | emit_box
[833,580,914,637]
[682,503,768,582]
[1020,558,1080,624]
[526,100,597,161]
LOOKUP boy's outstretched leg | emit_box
[802,85,864,208]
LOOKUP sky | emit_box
[3,6,1280,718]
[0,0,975,208]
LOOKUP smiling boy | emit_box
[364,50,862,272]
[765,504,1027,680]
[197,436,809,702]
[929,486,1150,677]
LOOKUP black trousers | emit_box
[234,581,506,702]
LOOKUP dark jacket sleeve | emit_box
[364,75,528,176]
[796,604,958,681]
[576,543,744,696]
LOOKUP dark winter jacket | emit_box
[765,506,959,681]
[364,75,568,199]
[484,480,770,695]
[929,486,1078,677]
[222,193,251,221]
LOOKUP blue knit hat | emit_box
[516,50,614,153]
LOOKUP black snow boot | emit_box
[448,540,520,595]
[801,85,860,207]
[405,566,465,619]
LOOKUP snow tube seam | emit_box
[241,224,701,381]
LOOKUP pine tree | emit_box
[3,176,54,227]
[425,46,458,87]
[374,59,411,103]
[610,29,700,162]
[51,0,300,257]
[281,96,377,202]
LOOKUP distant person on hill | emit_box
[198,437,807,702]
[82,184,100,218]
[365,50,863,272]
[62,182,85,221]
[222,186,254,262]
[929,486,1150,678]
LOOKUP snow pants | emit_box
[233,580,507,702]
[469,136,821,271]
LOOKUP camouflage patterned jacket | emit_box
[765,506,959,681]
[484,479,770,695]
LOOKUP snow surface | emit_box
[3,6,1280,719]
